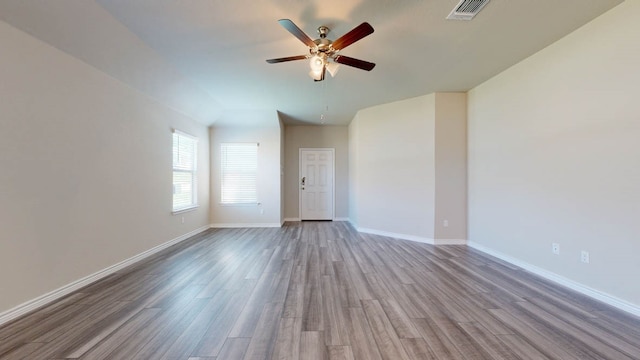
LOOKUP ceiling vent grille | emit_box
[446,0,491,21]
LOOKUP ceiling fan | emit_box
[266,19,375,81]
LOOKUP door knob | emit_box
[301,176,306,186]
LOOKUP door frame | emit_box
[299,148,335,221]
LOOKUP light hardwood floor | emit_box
[1,221,639,359]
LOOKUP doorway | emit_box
[299,148,334,220]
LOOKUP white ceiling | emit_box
[0,0,623,126]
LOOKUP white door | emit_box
[299,149,334,220]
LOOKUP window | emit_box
[221,143,258,204]
[172,130,198,212]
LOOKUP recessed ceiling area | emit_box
[0,0,623,126]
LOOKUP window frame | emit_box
[220,142,259,205]
[172,129,198,213]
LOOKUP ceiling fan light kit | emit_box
[309,53,326,80]
[266,19,375,82]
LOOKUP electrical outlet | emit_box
[552,243,560,255]
[581,251,590,263]
[443,220,449,227]
[181,216,185,224]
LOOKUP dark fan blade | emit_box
[278,19,316,48]
[331,22,374,50]
[266,55,307,64]
[334,55,376,71]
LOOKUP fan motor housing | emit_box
[311,38,335,59]
[314,38,332,49]
[313,26,334,55]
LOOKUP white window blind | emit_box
[221,143,258,204]
[173,131,198,212]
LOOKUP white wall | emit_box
[284,126,349,220]
[349,94,437,241]
[209,121,282,227]
[0,21,210,314]
[468,0,640,308]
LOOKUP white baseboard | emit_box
[282,218,349,222]
[467,241,640,318]
[0,225,210,327]
[283,218,349,222]
[434,238,468,245]
[350,221,467,246]
[210,223,282,228]
[357,227,435,245]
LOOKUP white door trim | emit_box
[299,148,335,220]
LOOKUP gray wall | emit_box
[348,93,468,243]
[0,21,210,314]
[434,93,468,241]
[284,126,349,220]
[349,95,437,240]
[468,0,640,307]
[210,123,282,227]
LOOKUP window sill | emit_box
[172,205,199,215]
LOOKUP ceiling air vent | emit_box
[446,0,491,20]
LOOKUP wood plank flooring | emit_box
[1,221,639,359]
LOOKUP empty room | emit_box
[1,0,639,359]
